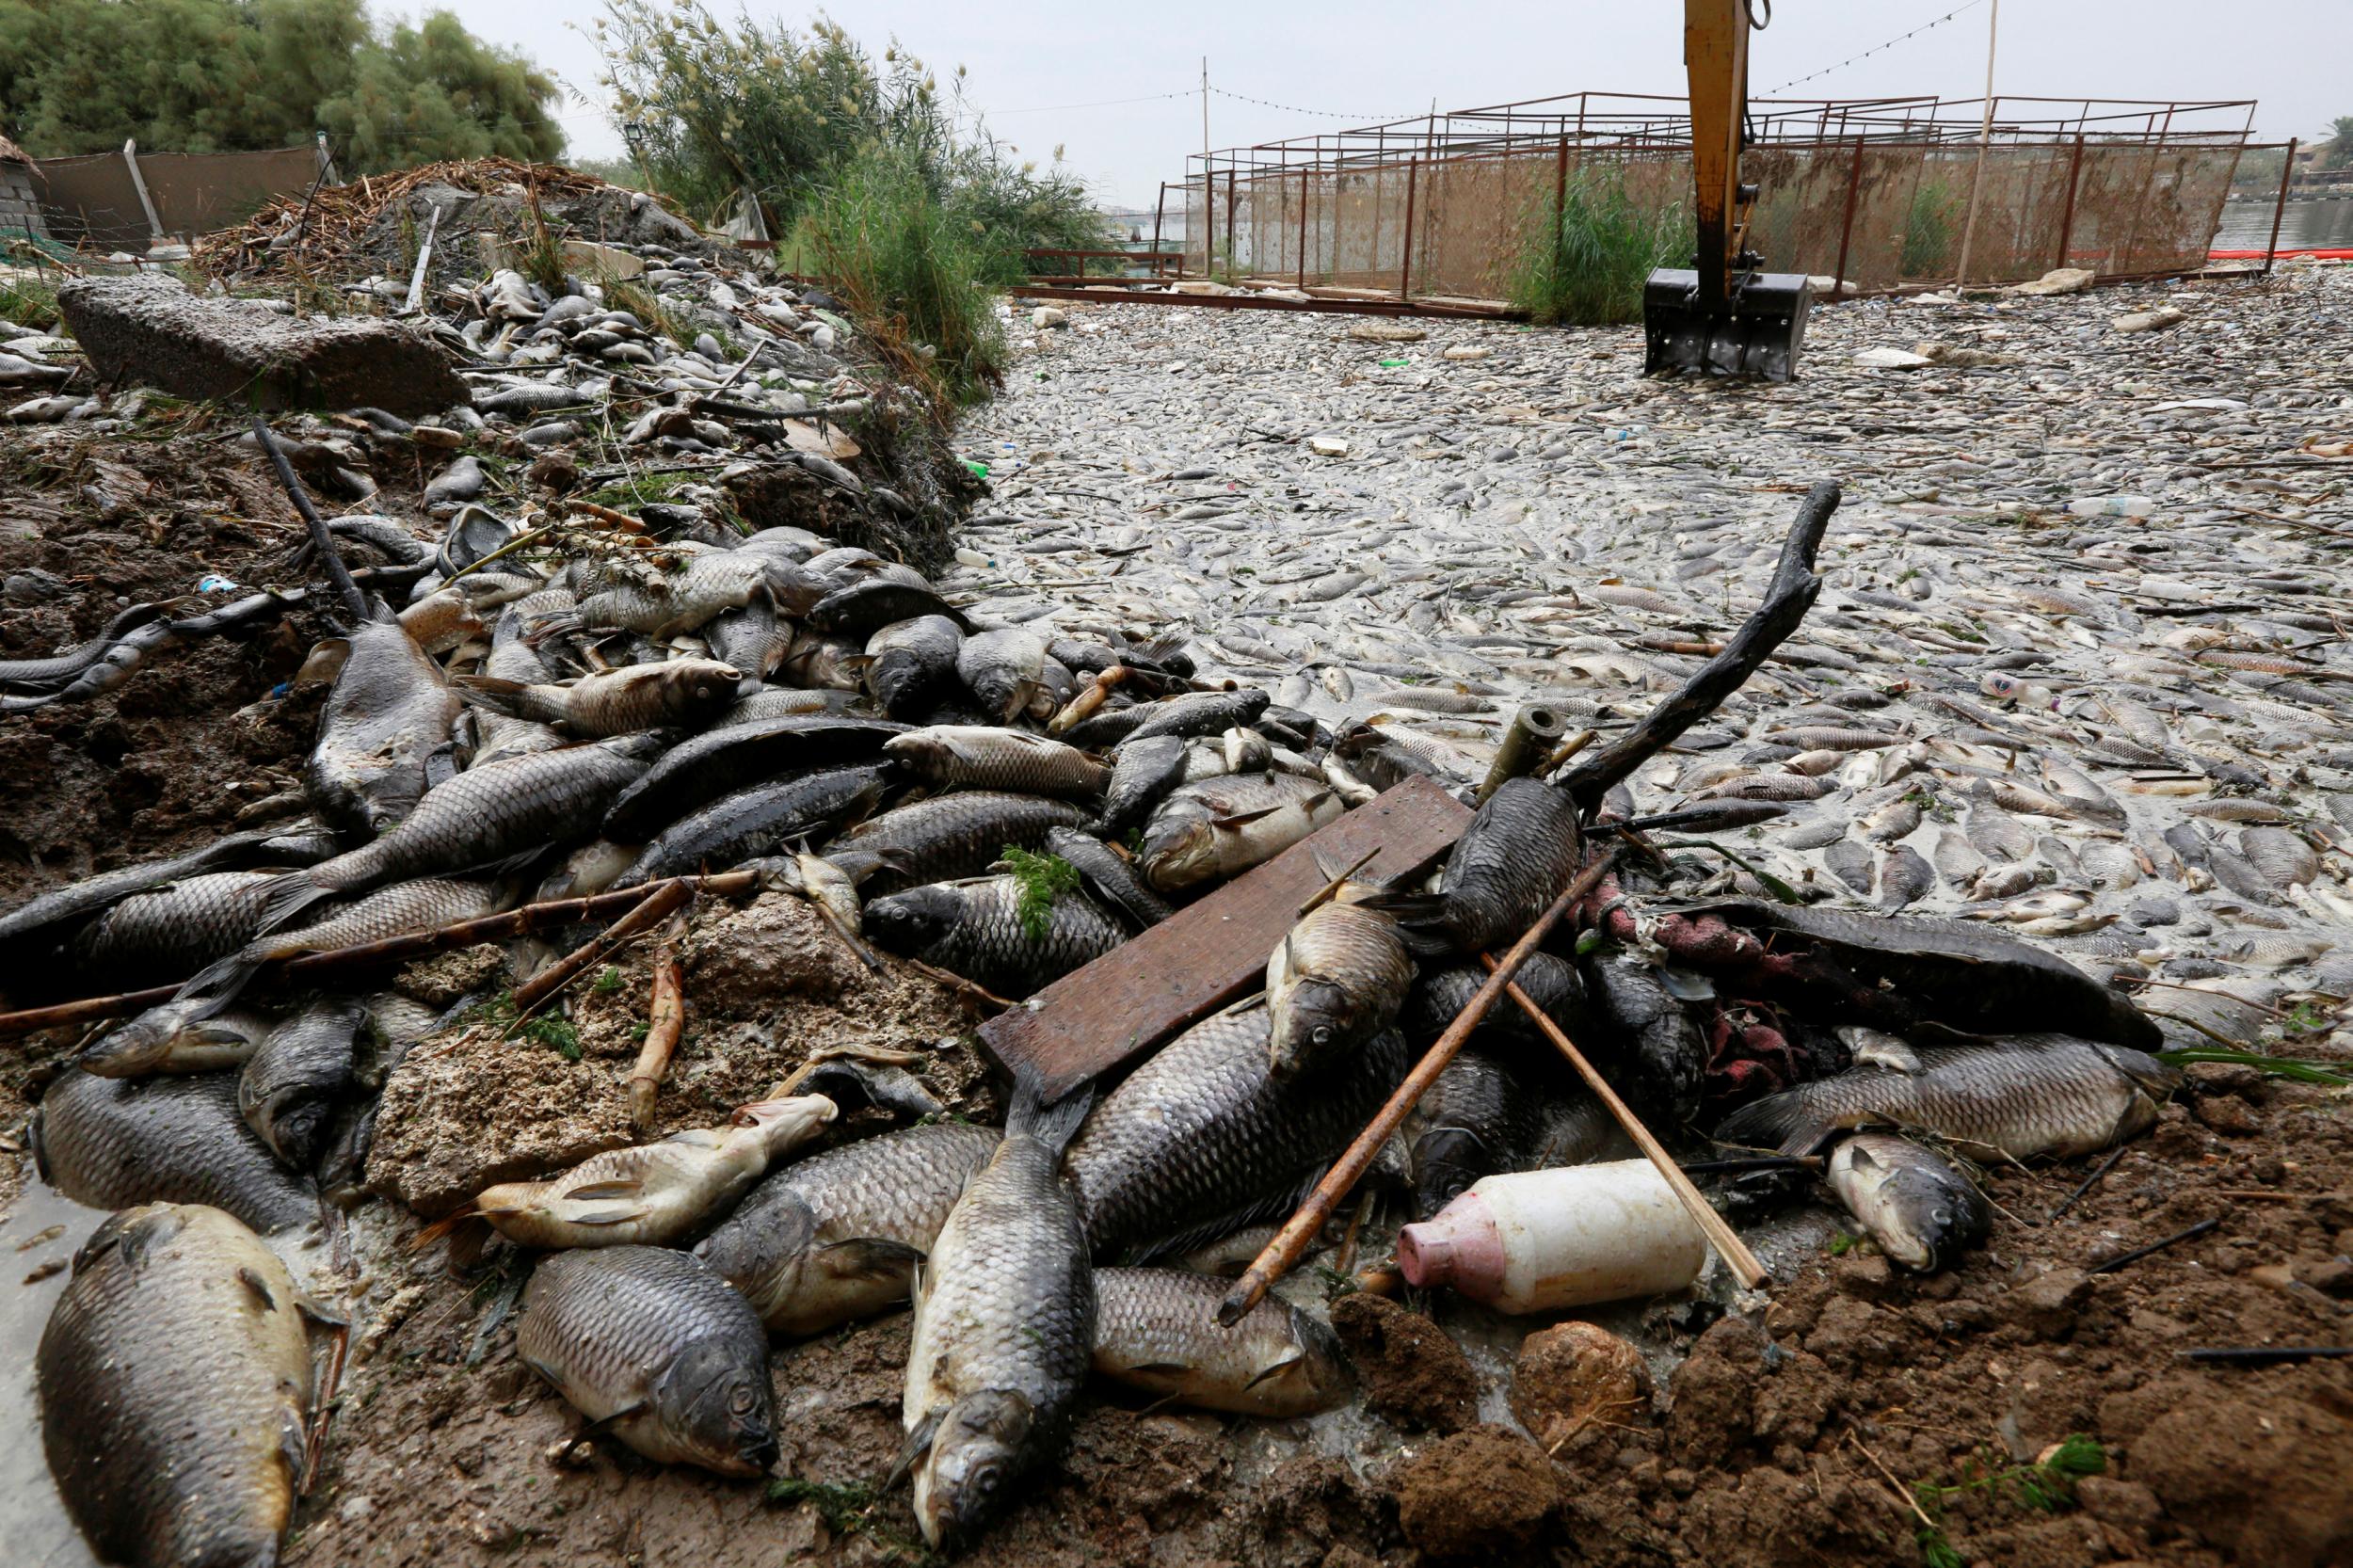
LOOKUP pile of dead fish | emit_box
[2,480,2210,1558]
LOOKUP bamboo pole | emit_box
[1485,953,1768,1288]
[1216,851,1619,1325]
[511,879,695,1014]
[628,941,685,1133]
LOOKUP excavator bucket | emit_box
[1641,268,1813,381]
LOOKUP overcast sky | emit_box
[424,0,2345,208]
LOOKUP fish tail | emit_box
[258,869,340,935]
[1713,1092,1829,1159]
[1006,1071,1095,1157]
[170,952,262,1007]
[408,1205,481,1251]
[453,675,565,725]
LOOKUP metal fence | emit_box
[1165,95,2265,302]
[30,144,322,250]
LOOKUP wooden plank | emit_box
[980,776,1473,1100]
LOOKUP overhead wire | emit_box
[1766,0,1989,95]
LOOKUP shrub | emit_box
[1900,172,1963,277]
[1508,168,1692,327]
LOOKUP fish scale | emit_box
[69,870,281,984]
[866,875,1127,999]
[34,1068,318,1234]
[1067,998,1410,1258]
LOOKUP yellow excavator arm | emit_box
[1642,0,1812,380]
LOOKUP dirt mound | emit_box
[1329,1291,1479,1433]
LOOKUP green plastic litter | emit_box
[966,460,989,477]
[1379,358,1410,367]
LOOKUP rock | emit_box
[2111,306,2186,333]
[1511,1320,1651,1455]
[1031,306,1068,329]
[2189,1093,2261,1135]
[1441,345,1491,361]
[1917,339,2017,368]
[1346,320,1425,343]
[1326,1292,1477,1432]
[2075,1476,2163,1531]
[1854,346,1935,370]
[56,273,471,416]
[2014,266,2096,296]
[1999,1266,2092,1337]
[1307,436,1350,457]
[1390,1426,1560,1558]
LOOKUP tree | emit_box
[0,0,562,172]
[2320,116,2353,172]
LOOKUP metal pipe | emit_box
[1151,181,1165,267]
[2053,135,2085,271]
[1298,168,1309,286]
[1832,134,1865,296]
[2264,138,2297,276]
[1398,155,1418,299]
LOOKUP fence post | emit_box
[1151,182,1166,270]
[1553,133,1569,232]
[120,139,165,243]
[1225,170,1238,275]
[1201,168,1213,280]
[2053,135,2085,271]
[1298,168,1309,286]
[2263,138,2297,276]
[1399,155,1419,300]
[1832,135,1865,296]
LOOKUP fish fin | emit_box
[1128,1175,1324,1264]
[561,1179,644,1201]
[171,952,263,1007]
[408,1207,481,1251]
[1243,1351,1305,1389]
[557,1206,649,1227]
[257,870,337,936]
[1298,845,1380,915]
[451,675,563,725]
[1209,806,1286,831]
[279,1404,310,1499]
[579,1400,650,1439]
[1005,1071,1095,1157]
[237,1265,281,1311]
[1120,1361,1194,1379]
[814,1238,924,1283]
[887,1412,942,1490]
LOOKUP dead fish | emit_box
[472,1096,839,1248]
[68,870,283,987]
[1400,952,1590,1052]
[79,1000,275,1078]
[616,764,889,887]
[516,1245,778,1476]
[1878,845,1935,910]
[1822,836,1874,895]
[1394,776,1583,956]
[843,792,1096,897]
[866,874,1126,999]
[1141,774,1345,893]
[904,1082,1095,1551]
[1266,897,1415,1077]
[776,626,872,692]
[38,1204,316,1568]
[560,552,776,637]
[1826,1133,1990,1272]
[808,574,962,638]
[305,617,460,837]
[601,715,909,842]
[238,1001,363,1170]
[696,1122,1002,1336]
[182,876,505,1004]
[1694,774,1837,802]
[1716,1032,2179,1160]
[1078,688,1271,750]
[956,625,1057,723]
[1041,825,1174,929]
[742,848,876,957]
[706,596,790,681]
[2237,825,2318,889]
[865,615,966,718]
[1405,1047,1608,1219]
[1097,728,1268,833]
[253,735,663,930]
[1963,797,2037,863]
[1091,1267,1352,1416]
[456,658,743,736]
[0,825,333,953]
[884,727,1109,799]
[32,1069,318,1234]
[1066,995,1410,1258]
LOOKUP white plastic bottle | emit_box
[1396,1160,1709,1313]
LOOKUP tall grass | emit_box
[1900,174,1963,277]
[799,142,1013,408]
[1508,169,1691,327]
[0,278,59,330]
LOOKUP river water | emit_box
[2212,196,2353,251]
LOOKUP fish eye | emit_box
[1311,1025,1334,1046]
[728,1384,757,1415]
[976,1464,1001,1496]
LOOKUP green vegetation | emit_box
[1899,172,1963,277]
[2155,1048,2350,1085]
[1913,1433,2105,1567]
[1506,168,1691,327]
[2319,116,2353,171]
[0,277,57,330]
[592,2,1104,405]
[998,844,1080,941]
[0,0,562,172]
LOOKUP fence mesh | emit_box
[1176,95,2259,300]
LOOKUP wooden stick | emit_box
[1215,850,1619,1326]
[1485,955,1769,1290]
[1561,480,1840,813]
[512,879,695,1014]
[301,1319,351,1496]
[251,412,369,623]
[629,941,684,1134]
[0,873,763,1040]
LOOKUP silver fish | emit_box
[1266,897,1415,1078]
[79,1000,275,1078]
[883,726,1109,799]
[238,1001,363,1169]
[866,874,1126,1000]
[1141,774,1344,893]
[456,658,743,736]
[1826,1132,1990,1272]
[1092,1267,1352,1416]
[33,1069,318,1234]
[305,618,459,836]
